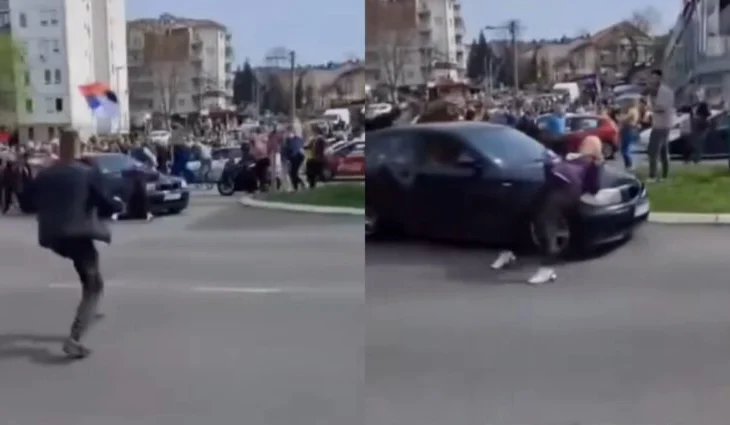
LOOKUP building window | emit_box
[0,12,9,27]
[40,11,48,26]
[23,71,29,85]
[45,97,55,113]
[178,98,185,107]
[52,39,60,53]
[27,126,34,141]
[44,69,51,84]
[50,10,58,25]
[54,69,61,84]
[55,98,63,112]
[19,12,26,27]
[25,99,32,113]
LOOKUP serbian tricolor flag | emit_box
[79,82,119,118]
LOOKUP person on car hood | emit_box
[490,135,603,285]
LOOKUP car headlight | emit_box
[580,187,622,206]
[145,182,156,192]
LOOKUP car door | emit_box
[410,131,478,239]
[366,132,416,226]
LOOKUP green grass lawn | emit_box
[259,183,365,208]
[637,164,730,213]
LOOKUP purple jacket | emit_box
[546,154,601,196]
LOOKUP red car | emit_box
[323,140,365,180]
[537,114,619,158]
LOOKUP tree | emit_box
[465,39,481,80]
[630,6,661,34]
[371,30,414,100]
[0,35,25,126]
[233,60,256,105]
[144,26,188,127]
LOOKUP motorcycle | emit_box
[217,158,258,196]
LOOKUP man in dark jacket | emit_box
[32,130,124,359]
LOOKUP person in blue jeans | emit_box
[543,105,567,154]
[619,106,640,170]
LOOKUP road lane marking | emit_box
[191,286,284,294]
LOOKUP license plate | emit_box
[634,201,649,217]
[164,192,182,201]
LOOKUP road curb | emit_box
[239,196,364,216]
[649,212,730,224]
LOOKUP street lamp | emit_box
[265,47,297,126]
[483,20,520,93]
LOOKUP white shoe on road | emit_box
[491,250,516,270]
[528,267,557,285]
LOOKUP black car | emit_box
[365,122,649,254]
[83,153,190,215]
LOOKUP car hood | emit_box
[509,160,638,189]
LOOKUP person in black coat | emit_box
[32,130,124,359]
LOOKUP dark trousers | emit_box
[305,158,324,188]
[128,178,150,219]
[2,184,14,214]
[253,158,271,191]
[288,155,304,190]
[50,238,104,342]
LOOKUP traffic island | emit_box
[240,183,364,215]
[640,165,730,223]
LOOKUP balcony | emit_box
[418,5,430,19]
[225,46,233,57]
[452,1,460,12]
[418,22,431,34]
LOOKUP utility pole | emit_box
[289,50,296,126]
[484,19,521,94]
[265,47,297,126]
[508,19,519,94]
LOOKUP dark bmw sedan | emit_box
[83,153,190,215]
[365,122,649,254]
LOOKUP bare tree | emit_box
[372,30,414,100]
[630,6,661,34]
[143,24,189,128]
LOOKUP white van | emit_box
[552,82,581,102]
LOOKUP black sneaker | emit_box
[62,338,92,359]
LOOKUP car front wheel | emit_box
[529,214,573,257]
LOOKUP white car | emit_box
[636,110,723,152]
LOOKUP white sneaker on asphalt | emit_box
[528,267,557,285]
[491,250,516,270]
[111,213,119,221]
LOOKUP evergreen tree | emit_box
[233,60,256,105]
[465,39,481,80]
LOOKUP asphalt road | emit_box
[0,189,362,425]
[367,224,730,425]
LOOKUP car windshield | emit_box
[93,154,145,173]
[459,126,552,166]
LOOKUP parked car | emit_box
[365,122,649,255]
[637,110,728,158]
[536,113,619,158]
[323,140,365,181]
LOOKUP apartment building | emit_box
[663,0,730,103]
[4,0,129,141]
[127,14,234,118]
[365,0,466,88]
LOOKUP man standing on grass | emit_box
[647,69,674,182]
